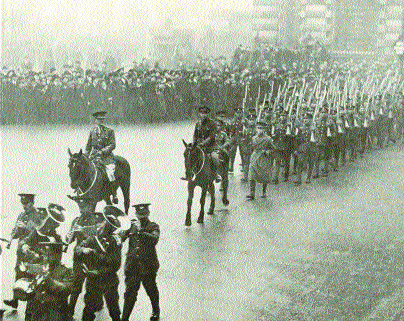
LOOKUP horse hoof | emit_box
[207,210,214,215]
[272,179,279,185]
[222,198,229,206]
[197,218,204,223]
[294,181,301,186]
[312,175,319,179]
[306,180,311,184]
[185,220,191,227]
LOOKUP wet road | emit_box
[1,123,404,320]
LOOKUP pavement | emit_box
[1,124,404,321]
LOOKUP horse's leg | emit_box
[185,182,194,226]
[119,177,131,215]
[294,151,302,185]
[197,186,207,224]
[207,183,215,215]
[272,156,280,185]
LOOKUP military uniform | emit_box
[76,206,123,321]
[65,196,104,316]
[4,194,47,310]
[239,120,255,182]
[294,118,317,185]
[29,261,74,321]
[85,123,116,168]
[76,234,122,321]
[121,216,160,321]
[228,110,244,172]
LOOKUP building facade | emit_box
[252,0,404,53]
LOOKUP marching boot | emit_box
[246,180,255,200]
[261,184,267,198]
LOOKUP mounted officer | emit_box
[182,105,221,182]
[85,110,118,204]
[4,193,47,310]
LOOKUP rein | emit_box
[191,145,205,181]
[76,158,98,197]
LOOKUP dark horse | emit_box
[68,148,131,214]
[182,140,229,226]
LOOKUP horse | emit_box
[182,140,229,226]
[68,149,131,214]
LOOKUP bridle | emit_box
[69,155,98,196]
[187,145,205,182]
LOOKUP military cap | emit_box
[133,203,151,217]
[103,205,125,228]
[47,204,66,223]
[247,113,257,121]
[256,121,267,128]
[198,106,211,114]
[215,110,227,117]
[92,110,107,119]
[18,193,35,204]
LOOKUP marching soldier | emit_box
[29,241,74,321]
[239,113,256,182]
[4,193,47,310]
[65,195,104,317]
[21,203,65,321]
[85,110,118,204]
[246,122,276,200]
[76,205,124,321]
[228,108,244,172]
[294,113,318,185]
[121,203,160,321]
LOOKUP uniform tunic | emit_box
[30,265,74,321]
[121,220,160,321]
[248,133,275,183]
[76,235,122,321]
[85,124,116,166]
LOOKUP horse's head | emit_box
[68,148,89,190]
[182,140,203,181]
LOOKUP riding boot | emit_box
[110,180,118,204]
[246,180,255,200]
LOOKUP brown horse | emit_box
[182,140,229,226]
[68,149,131,214]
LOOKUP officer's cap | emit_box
[47,204,66,224]
[247,114,257,121]
[92,110,107,119]
[132,203,151,217]
[103,205,125,229]
[18,193,35,204]
[198,106,210,114]
[256,121,267,128]
[215,110,227,117]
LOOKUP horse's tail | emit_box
[115,156,131,214]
